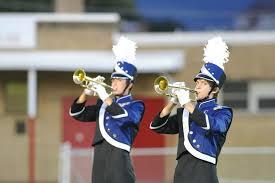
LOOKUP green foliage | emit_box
[85,0,139,20]
[0,0,53,12]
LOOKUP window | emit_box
[259,98,275,109]
[5,82,27,114]
[222,81,248,111]
[221,80,275,113]
[249,81,275,113]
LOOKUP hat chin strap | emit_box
[197,96,211,103]
[197,87,215,102]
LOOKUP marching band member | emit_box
[150,37,233,183]
[70,37,145,183]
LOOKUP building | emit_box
[0,12,275,183]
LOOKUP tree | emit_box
[85,0,139,20]
[0,0,53,12]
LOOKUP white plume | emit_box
[203,36,229,70]
[112,36,137,64]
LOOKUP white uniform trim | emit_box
[202,112,210,130]
[99,103,131,152]
[182,109,216,164]
[149,118,169,130]
[112,109,128,119]
[198,99,216,108]
[69,107,85,116]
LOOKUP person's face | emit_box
[111,78,132,96]
[194,79,212,100]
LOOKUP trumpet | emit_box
[73,69,113,92]
[154,76,197,101]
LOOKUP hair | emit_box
[206,80,219,98]
[125,79,134,93]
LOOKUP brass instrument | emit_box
[73,69,113,92]
[154,76,196,101]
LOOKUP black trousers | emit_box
[173,152,218,183]
[92,140,135,183]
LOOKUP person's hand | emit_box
[175,89,190,107]
[92,83,109,101]
[94,75,105,83]
[171,82,190,106]
[84,88,95,96]
[83,81,96,96]
[169,97,178,104]
[84,75,106,96]
[170,82,185,105]
[170,82,186,104]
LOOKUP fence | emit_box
[59,143,275,183]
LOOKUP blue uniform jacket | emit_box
[70,94,145,152]
[150,98,233,164]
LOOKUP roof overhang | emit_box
[121,31,275,47]
[0,50,184,73]
[0,13,120,23]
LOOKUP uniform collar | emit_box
[114,94,132,103]
[197,98,217,109]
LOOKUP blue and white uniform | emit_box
[70,36,143,183]
[150,98,233,183]
[151,36,233,183]
[70,94,144,183]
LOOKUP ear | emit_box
[211,87,219,94]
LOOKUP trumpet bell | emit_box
[153,75,197,101]
[158,77,169,91]
[73,69,86,84]
[154,76,169,95]
[72,69,113,97]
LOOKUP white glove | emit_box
[171,82,185,93]
[83,81,96,96]
[170,82,185,104]
[92,83,109,101]
[86,75,105,90]
[170,97,178,104]
[172,82,190,106]
[175,89,190,107]
[94,75,105,83]
[84,75,105,96]
[84,88,95,96]
[171,82,185,99]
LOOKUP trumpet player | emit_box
[69,37,145,183]
[150,37,233,183]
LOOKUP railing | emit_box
[59,143,275,183]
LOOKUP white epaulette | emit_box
[213,105,223,110]
[119,102,131,107]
